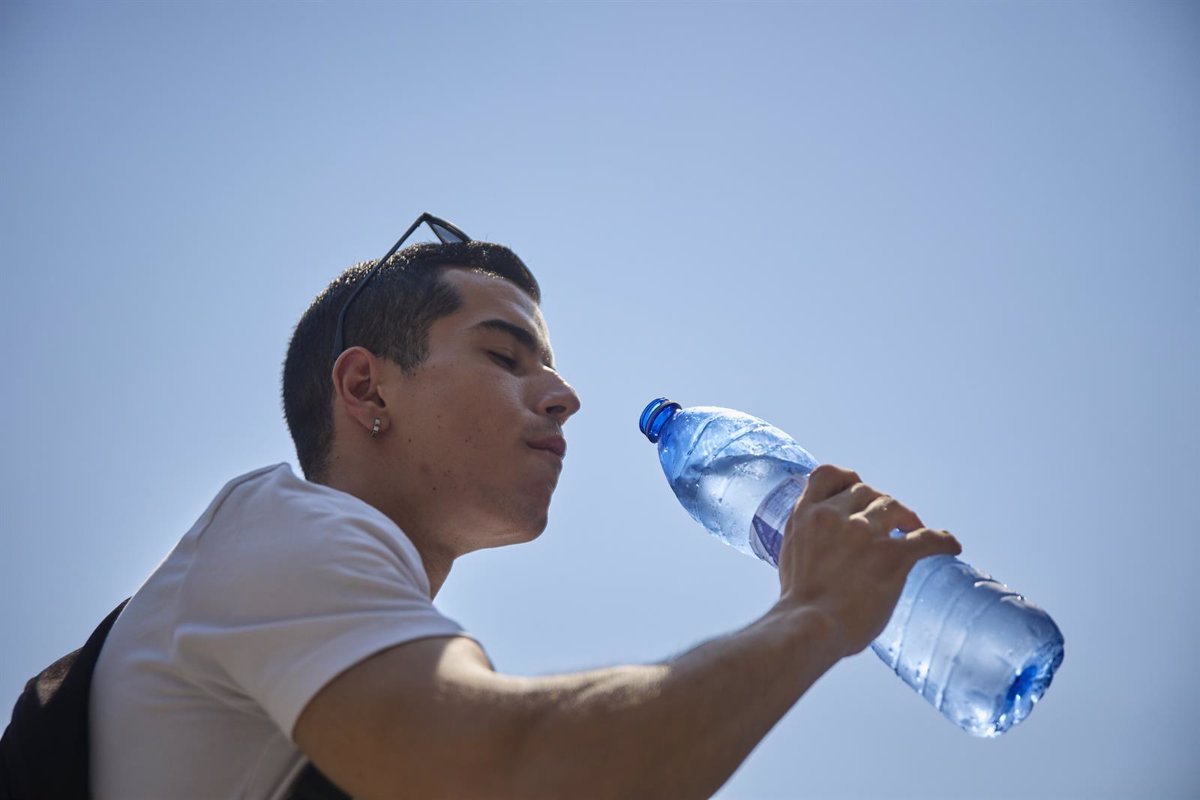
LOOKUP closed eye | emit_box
[488,351,518,370]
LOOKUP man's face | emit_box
[376,268,581,552]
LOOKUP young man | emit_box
[90,216,960,799]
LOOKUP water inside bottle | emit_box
[670,454,808,556]
[648,400,1064,736]
[873,556,1065,737]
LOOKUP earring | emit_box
[370,418,382,438]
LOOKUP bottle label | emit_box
[750,476,808,567]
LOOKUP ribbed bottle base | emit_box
[969,639,1065,738]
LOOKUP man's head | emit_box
[282,240,580,552]
[283,241,541,482]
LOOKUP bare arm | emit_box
[294,465,961,800]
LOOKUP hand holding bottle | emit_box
[640,398,1064,736]
[776,464,962,659]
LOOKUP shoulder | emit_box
[197,463,431,593]
[162,464,439,638]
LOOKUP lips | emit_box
[528,435,567,459]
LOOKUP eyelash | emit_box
[489,351,518,370]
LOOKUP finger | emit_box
[859,494,925,533]
[897,528,962,561]
[824,482,885,517]
[798,464,861,506]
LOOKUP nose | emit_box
[540,371,582,425]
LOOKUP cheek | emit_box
[451,373,526,424]
[401,366,525,464]
[430,400,515,467]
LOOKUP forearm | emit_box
[501,604,844,800]
[301,462,962,800]
[300,605,845,800]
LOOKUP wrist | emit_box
[763,601,848,668]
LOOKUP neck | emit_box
[414,545,454,598]
[318,459,457,599]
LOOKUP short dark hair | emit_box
[282,241,540,482]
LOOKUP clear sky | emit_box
[2,1,1197,797]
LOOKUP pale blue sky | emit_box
[2,1,1197,797]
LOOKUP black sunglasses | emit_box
[331,212,472,358]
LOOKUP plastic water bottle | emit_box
[639,397,1064,737]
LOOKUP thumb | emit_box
[899,528,962,562]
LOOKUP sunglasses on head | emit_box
[331,212,472,358]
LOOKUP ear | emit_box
[331,347,389,437]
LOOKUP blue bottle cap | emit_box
[639,397,681,443]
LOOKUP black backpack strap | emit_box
[0,599,352,800]
[286,762,352,800]
[0,599,129,800]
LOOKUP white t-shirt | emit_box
[90,463,472,800]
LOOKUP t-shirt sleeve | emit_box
[169,485,471,740]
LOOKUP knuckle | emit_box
[858,485,884,503]
[810,464,839,482]
[814,464,858,483]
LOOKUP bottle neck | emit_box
[639,397,681,443]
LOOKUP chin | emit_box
[505,514,549,546]
[456,512,547,555]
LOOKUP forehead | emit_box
[435,269,555,367]
[440,268,546,330]
[427,268,554,367]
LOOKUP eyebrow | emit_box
[474,319,555,369]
